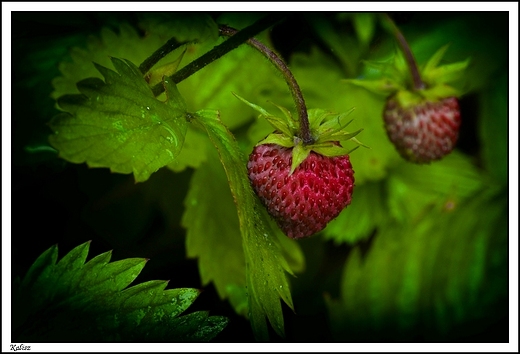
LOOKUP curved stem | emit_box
[219,25,314,145]
[150,14,285,97]
[383,14,425,91]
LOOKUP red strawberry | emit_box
[247,144,354,239]
[383,96,461,163]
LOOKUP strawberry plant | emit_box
[9,10,511,346]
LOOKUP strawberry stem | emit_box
[220,25,315,145]
[384,14,425,91]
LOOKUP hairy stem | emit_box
[150,14,285,97]
[219,25,314,145]
[384,14,425,91]
[139,37,191,75]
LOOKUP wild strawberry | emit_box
[247,144,354,239]
[348,44,469,164]
[235,94,364,239]
[383,96,461,163]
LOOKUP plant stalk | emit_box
[139,37,191,75]
[150,14,285,97]
[219,25,314,145]
[384,14,425,91]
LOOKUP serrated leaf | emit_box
[13,241,227,342]
[51,15,219,100]
[193,109,295,341]
[49,58,188,182]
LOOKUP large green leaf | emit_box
[12,241,228,342]
[49,58,188,182]
[386,151,486,223]
[51,14,219,100]
[182,148,247,315]
[193,109,297,341]
[326,186,507,341]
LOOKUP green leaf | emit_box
[49,58,188,182]
[13,241,228,342]
[290,143,311,174]
[386,151,486,223]
[323,180,387,244]
[193,109,296,341]
[182,148,247,314]
[51,15,219,100]
[257,133,294,148]
[166,125,210,172]
[345,77,400,96]
[326,186,507,341]
[352,13,377,48]
[478,72,508,185]
[422,44,450,74]
[234,93,295,138]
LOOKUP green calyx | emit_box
[234,93,366,174]
[347,45,470,108]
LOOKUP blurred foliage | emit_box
[11,11,509,343]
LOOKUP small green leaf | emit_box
[345,78,399,96]
[424,59,470,84]
[422,44,450,74]
[257,133,294,148]
[234,93,294,137]
[352,13,377,48]
[290,143,311,174]
[49,58,188,182]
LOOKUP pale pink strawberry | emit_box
[383,96,461,163]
